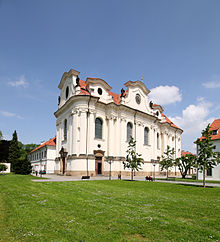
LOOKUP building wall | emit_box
[0,163,10,173]
[29,146,56,174]
[198,139,220,180]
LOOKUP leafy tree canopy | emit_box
[8,130,20,173]
[0,163,7,172]
[195,124,220,187]
[123,137,143,180]
[8,131,37,174]
[175,154,196,179]
[160,145,175,178]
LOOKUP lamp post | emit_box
[107,156,114,180]
[151,159,158,181]
[40,158,42,178]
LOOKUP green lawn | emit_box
[1,175,220,241]
[156,177,220,184]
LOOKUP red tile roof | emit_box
[198,118,220,141]
[79,79,87,89]
[161,113,181,130]
[29,137,56,154]
[109,91,119,104]
[181,150,194,156]
[79,80,121,104]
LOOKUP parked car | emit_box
[39,170,46,175]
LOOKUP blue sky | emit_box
[0,0,220,152]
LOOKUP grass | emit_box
[0,174,220,241]
[156,177,220,184]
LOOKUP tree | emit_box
[160,145,175,178]
[8,130,21,173]
[195,124,220,187]
[123,137,143,180]
[18,142,39,160]
[175,154,196,179]
[0,163,7,174]
[20,155,32,175]
[0,130,2,141]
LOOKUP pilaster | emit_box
[79,109,87,155]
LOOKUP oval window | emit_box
[136,94,141,104]
[98,88,102,95]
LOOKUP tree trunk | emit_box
[131,169,133,181]
[182,174,186,179]
[203,168,206,188]
[166,170,168,178]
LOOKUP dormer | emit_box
[58,69,80,107]
[86,78,114,103]
[121,80,152,114]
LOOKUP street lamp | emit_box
[40,158,42,177]
[107,156,114,180]
[151,159,158,181]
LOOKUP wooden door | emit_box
[95,157,102,175]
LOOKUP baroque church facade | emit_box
[54,69,182,177]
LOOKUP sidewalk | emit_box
[32,174,220,187]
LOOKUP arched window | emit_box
[127,122,133,141]
[66,86,69,99]
[157,133,160,149]
[95,118,103,139]
[144,127,149,145]
[64,119,67,140]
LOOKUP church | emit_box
[54,69,182,177]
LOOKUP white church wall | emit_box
[54,70,183,176]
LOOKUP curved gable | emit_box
[58,69,80,89]
[86,78,112,91]
[124,80,150,96]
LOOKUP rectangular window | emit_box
[207,168,212,176]
[212,130,218,135]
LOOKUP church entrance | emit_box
[95,157,102,175]
[94,150,105,176]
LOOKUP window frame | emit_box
[144,127,149,145]
[127,122,133,141]
[157,133,160,149]
[207,167,212,176]
[64,119,67,140]
[95,117,103,139]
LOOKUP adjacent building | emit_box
[28,137,56,174]
[54,69,182,177]
[196,119,220,180]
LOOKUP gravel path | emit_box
[31,174,220,187]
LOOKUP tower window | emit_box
[98,88,102,95]
[66,86,69,99]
